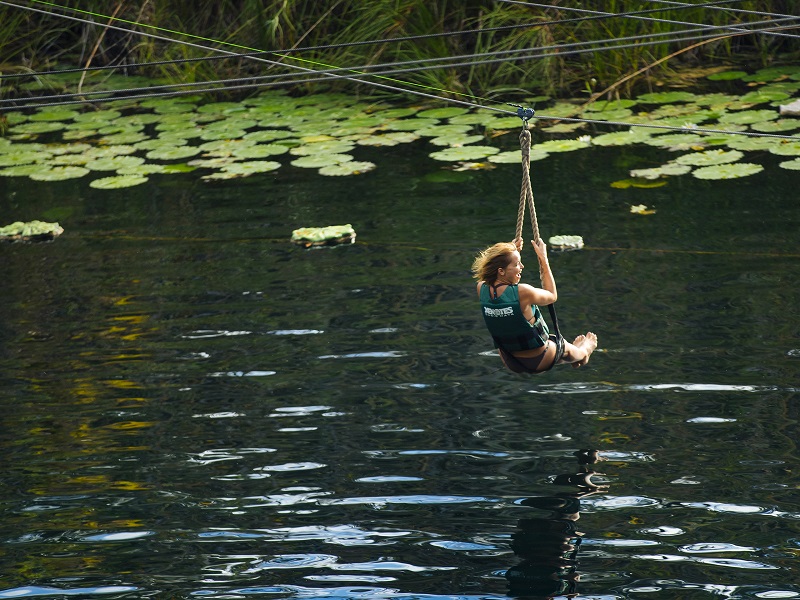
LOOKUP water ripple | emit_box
[0,586,139,598]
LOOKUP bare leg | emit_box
[559,332,598,368]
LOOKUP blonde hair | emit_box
[471,242,517,282]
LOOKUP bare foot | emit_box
[572,332,598,368]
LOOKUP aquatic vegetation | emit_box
[0,64,796,192]
[691,163,764,180]
[0,219,63,241]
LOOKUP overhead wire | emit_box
[2,0,794,84]
[494,0,800,41]
[0,0,798,141]
[3,18,798,109]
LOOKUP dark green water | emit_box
[1,137,799,599]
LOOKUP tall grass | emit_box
[1,0,798,101]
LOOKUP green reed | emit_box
[1,0,797,102]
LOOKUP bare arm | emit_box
[519,239,557,307]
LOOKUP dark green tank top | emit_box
[479,283,549,351]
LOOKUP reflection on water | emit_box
[506,449,607,597]
[1,138,800,598]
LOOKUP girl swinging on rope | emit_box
[472,238,597,374]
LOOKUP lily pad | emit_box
[86,155,146,171]
[643,133,705,150]
[629,163,692,179]
[488,149,549,163]
[117,164,171,176]
[290,141,355,156]
[73,109,122,123]
[587,108,634,121]
[416,124,472,137]
[724,136,783,151]
[101,132,149,145]
[429,146,500,161]
[291,153,353,168]
[379,108,420,119]
[429,134,483,147]
[89,175,149,189]
[691,163,764,180]
[637,91,697,104]
[12,122,66,134]
[291,224,355,246]
[318,161,376,176]
[29,109,80,122]
[382,118,440,131]
[232,144,289,159]
[718,110,779,125]
[29,166,90,181]
[778,158,800,170]
[145,146,203,161]
[750,119,800,133]
[534,139,589,153]
[243,129,295,142]
[200,129,247,141]
[769,142,800,156]
[548,235,584,250]
[707,70,747,81]
[740,89,791,104]
[356,132,419,146]
[416,107,469,119]
[674,149,743,166]
[0,150,51,167]
[0,164,43,177]
[0,220,63,241]
[591,130,653,146]
[220,160,281,175]
[585,99,637,111]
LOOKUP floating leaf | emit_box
[0,220,63,239]
[12,122,66,134]
[356,132,419,146]
[379,108,420,119]
[220,160,281,175]
[101,132,148,145]
[488,149,549,163]
[318,161,376,176]
[749,119,800,133]
[382,118,440,131]
[291,153,353,168]
[416,107,469,119]
[29,166,90,181]
[416,124,472,137]
[86,155,146,171]
[429,134,483,147]
[740,89,791,104]
[693,93,739,107]
[718,109,779,125]
[691,163,764,179]
[534,139,589,153]
[548,235,584,250]
[0,150,51,166]
[29,109,80,122]
[232,144,289,159]
[541,122,585,134]
[587,108,634,121]
[90,175,149,189]
[62,129,97,140]
[145,146,202,161]
[73,109,122,123]
[674,149,743,166]
[629,163,692,179]
[428,146,500,161]
[637,91,697,104]
[643,133,704,150]
[630,204,657,214]
[451,161,495,171]
[707,70,747,81]
[724,136,783,151]
[769,142,800,156]
[613,179,666,189]
[585,99,637,111]
[591,130,652,146]
[117,163,171,175]
[87,145,137,157]
[243,129,294,142]
[778,158,800,170]
[0,164,42,177]
[290,141,355,156]
[742,66,800,82]
[200,128,247,141]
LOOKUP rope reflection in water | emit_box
[505,449,608,597]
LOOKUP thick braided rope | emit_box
[517,123,541,244]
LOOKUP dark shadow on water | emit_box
[506,449,608,599]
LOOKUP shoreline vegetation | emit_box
[1,0,798,108]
